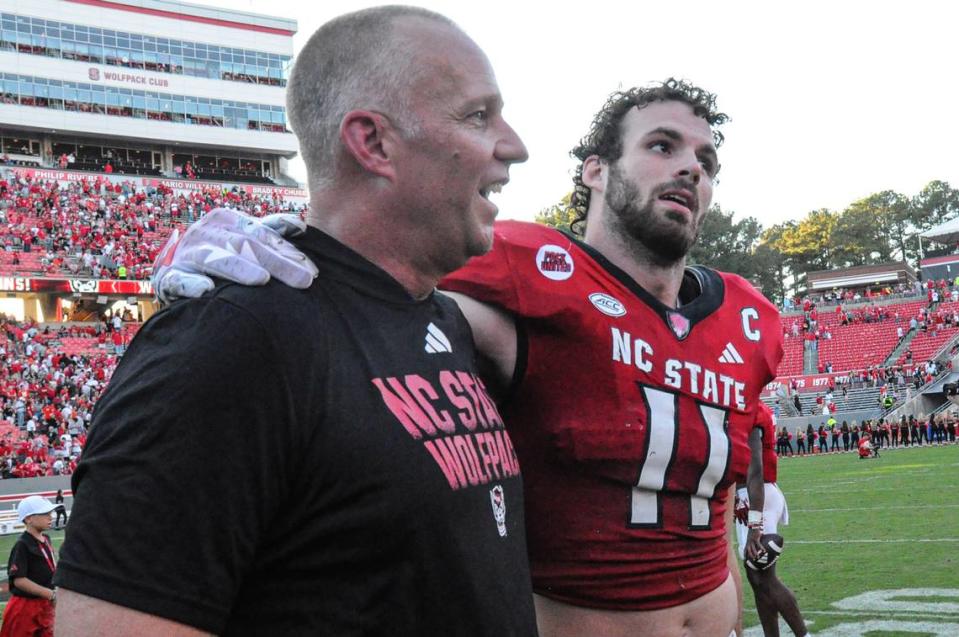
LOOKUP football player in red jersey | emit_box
[440,81,782,637]
[735,405,808,636]
[155,80,783,637]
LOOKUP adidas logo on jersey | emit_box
[424,322,452,354]
[718,342,744,364]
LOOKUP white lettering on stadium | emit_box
[0,277,31,292]
[611,327,746,410]
[102,71,169,88]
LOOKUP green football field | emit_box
[0,446,955,635]
[739,443,959,636]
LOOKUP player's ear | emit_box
[340,110,398,182]
[581,155,605,193]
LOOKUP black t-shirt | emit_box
[56,228,537,636]
[8,532,55,596]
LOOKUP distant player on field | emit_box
[858,432,879,458]
[735,405,808,637]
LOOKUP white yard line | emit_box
[790,538,959,544]
[792,504,959,512]
[745,608,959,619]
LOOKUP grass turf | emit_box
[0,447,953,634]
[739,443,959,636]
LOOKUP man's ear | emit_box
[339,110,398,181]
[581,155,605,193]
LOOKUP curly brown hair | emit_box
[569,78,729,234]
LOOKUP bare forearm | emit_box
[726,486,743,636]
[12,576,54,600]
[746,428,764,512]
[55,589,212,637]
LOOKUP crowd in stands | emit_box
[787,282,924,310]
[0,314,132,479]
[779,279,959,379]
[0,165,957,478]
[775,341,953,418]
[0,170,303,280]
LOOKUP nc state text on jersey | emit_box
[611,327,747,410]
[372,371,521,491]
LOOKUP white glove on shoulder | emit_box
[152,208,318,304]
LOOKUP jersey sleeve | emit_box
[715,271,784,388]
[55,289,305,633]
[7,540,28,582]
[440,224,523,313]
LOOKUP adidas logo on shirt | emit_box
[718,342,744,364]
[424,322,452,354]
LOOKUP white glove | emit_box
[734,487,749,525]
[152,208,318,304]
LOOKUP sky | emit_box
[201,0,959,229]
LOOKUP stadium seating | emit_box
[763,384,892,417]
[777,295,959,378]
[817,322,901,372]
[0,317,132,478]
[778,330,805,376]
[0,172,303,280]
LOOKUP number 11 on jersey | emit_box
[629,385,731,530]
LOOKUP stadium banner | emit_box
[15,168,99,183]
[0,276,152,296]
[12,170,308,204]
[764,373,852,396]
[765,369,917,397]
[144,178,308,203]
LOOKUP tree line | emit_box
[535,181,959,303]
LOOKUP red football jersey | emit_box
[757,403,778,483]
[441,221,783,610]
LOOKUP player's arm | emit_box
[744,426,765,560]
[440,290,518,397]
[12,576,54,600]
[56,590,212,637]
[726,485,743,637]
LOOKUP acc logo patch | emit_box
[589,292,626,317]
[535,244,574,281]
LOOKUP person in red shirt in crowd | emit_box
[111,330,125,356]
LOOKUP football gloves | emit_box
[734,487,749,525]
[151,208,317,304]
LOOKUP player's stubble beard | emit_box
[603,162,703,268]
